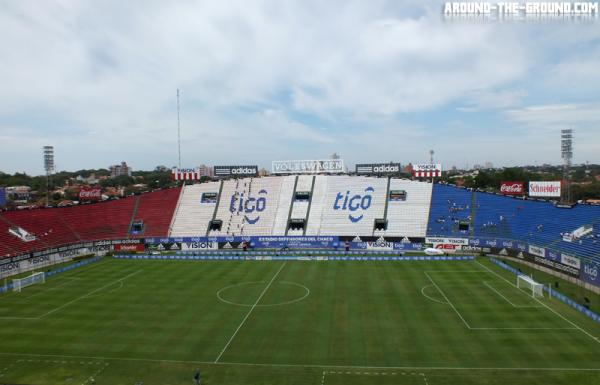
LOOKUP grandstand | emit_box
[2,178,600,261]
[428,183,600,260]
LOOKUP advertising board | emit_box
[529,181,561,197]
[78,187,102,202]
[271,159,344,174]
[412,164,442,178]
[171,168,202,181]
[500,181,524,195]
[355,163,401,175]
[214,165,258,177]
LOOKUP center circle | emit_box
[217,281,310,307]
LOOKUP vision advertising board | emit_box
[529,181,561,197]
[272,159,344,174]
[214,165,258,177]
[171,168,202,181]
[355,163,401,175]
[412,164,442,178]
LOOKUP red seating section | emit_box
[132,187,181,237]
[0,187,181,258]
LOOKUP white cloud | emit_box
[0,1,597,174]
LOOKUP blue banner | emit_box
[581,261,600,286]
[0,187,5,206]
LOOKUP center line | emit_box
[214,262,287,363]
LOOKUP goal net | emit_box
[13,272,45,293]
[517,275,544,298]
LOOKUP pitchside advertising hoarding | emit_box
[355,163,402,175]
[272,159,344,174]
[425,237,468,251]
[500,181,524,195]
[78,187,102,202]
[0,187,5,206]
[529,181,561,197]
[412,164,442,178]
[214,165,258,177]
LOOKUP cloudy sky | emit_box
[0,0,599,175]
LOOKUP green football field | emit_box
[0,257,599,385]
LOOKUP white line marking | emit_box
[420,285,449,305]
[424,272,471,329]
[22,279,78,300]
[38,270,143,319]
[476,260,600,344]
[216,280,309,307]
[483,281,542,309]
[214,262,287,363]
[470,327,577,330]
[1,351,599,372]
[0,270,143,320]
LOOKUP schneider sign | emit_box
[272,159,344,174]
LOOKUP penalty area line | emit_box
[476,260,600,345]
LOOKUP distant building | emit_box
[110,162,132,178]
[258,168,269,177]
[197,164,214,177]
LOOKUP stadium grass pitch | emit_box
[0,257,599,384]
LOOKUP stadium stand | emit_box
[131,187,181,237]
[384,179,433,237]
[209,177,290,236]
[2,178,600,262]
[170,183,220,237]
[0,189,182,258]
[307,176,388,236]
[427,183,600,260]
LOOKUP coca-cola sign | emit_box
[79,187,102,201]
[500,181,524,195]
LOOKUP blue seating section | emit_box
[427,184,600,262]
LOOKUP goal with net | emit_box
[517,274,544,298]
[13,272,45,293]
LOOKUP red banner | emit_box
[114,244,145,252]
[78,187,102,201]
[500,181,524,195]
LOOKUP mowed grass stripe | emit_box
[0,258,599,385]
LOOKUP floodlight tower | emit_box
[561,129,573,204]
[429,149,435,183]
[177,89,182,170]
[43,146,55,206]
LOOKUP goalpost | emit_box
[516,274,544,298]
[13,272,45,293]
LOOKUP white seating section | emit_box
[306,176,387,236]
[211,177,291,236]
[170,176,434,237]
[384,180,432,237]
[289,175,314,221]
[170,182,220,236]
[272,176,296,235]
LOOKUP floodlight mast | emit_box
[43,146,54,206]
[561,129,573,204]
[177,89,182,170]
